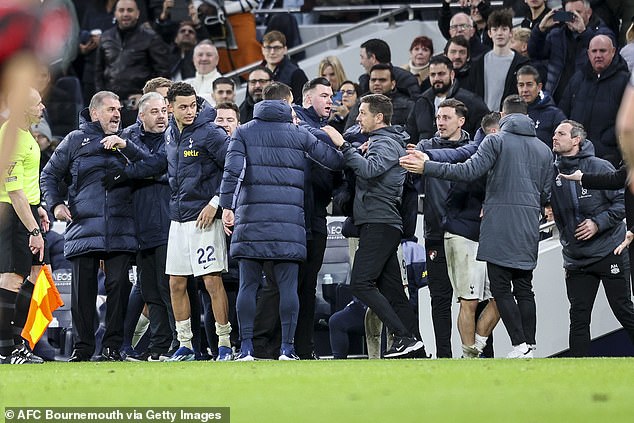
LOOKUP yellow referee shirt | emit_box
[0,123,41,205]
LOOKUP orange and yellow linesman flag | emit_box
[21,265,64,349]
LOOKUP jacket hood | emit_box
[529,91,557,110]
[191,96,216,129]
[431,128,472,146]
[369,125,410,146]
[78,107,118,135]
[555,138,596,172]
[500,113,537,137]
[294,105,328,127]
[254,100,293,123]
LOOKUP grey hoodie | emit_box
[551,140,626,269]
[343,125,409,231]
[424,113,553,270]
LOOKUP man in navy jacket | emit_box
[163,82,232,362]
[220,82,343,360]
[102,91,174,361]
[41,91,138,362]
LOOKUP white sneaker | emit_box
[507,343,534,359]
[462,344,480,358]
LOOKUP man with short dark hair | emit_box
[323,95,427,359]
[405,98,474,358]
[559,34,630,167]
[407,95,553,358]
[347,64,414,130]
[239,67,273,123]
[41,91,138,362]
[550,119,634,357]
[168,20,198,81]
[401,99,499,358]
[444,36,472,87]
[260,30,308,105]
[214,102,240,136]
[406,55,489,142]
[358,39,421,99]
[517,64,566,148]
[212,78,236,105]
[161,82,233,361]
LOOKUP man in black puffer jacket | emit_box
[100,91,175,361]
[406,55,489,142]
[550,120,634,357]
[559,35,630,168]
[95,0,170,125]
[41,91,138,362]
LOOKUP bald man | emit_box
[559,34,630,167]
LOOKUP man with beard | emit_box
[41,91,138,362]
[406,55,488,142]
[95,0,170,126]
[516,65,566,148]
[239,67,273,123]
[100,92,173,361]
[168,20,198,81]
[444,36,472,89]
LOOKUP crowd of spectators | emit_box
[2,0,634,363]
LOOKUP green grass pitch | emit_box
[2,358,634,423]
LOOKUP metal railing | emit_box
[224,6,412,79]
[253,2,504,15]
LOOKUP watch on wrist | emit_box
[29,228,41,237]
[339,141,352,151]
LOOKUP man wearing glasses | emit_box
[438,5,490,60]
[239,67,273,123]
[260,30,308,105]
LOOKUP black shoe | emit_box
[68,350,90,362]
[1,344,44,364]
[298,352,318,360]
[126,351,162,362]
[99,347,123,361]
[384,336,425,358]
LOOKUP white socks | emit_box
[175,318,193,350]
[215,322,232,348]
[474,333,488,353]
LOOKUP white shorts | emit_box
[444,233,491,302]
[165,220,227,277]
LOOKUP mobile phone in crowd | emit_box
[553,10,574,23]
[332,91,343,107]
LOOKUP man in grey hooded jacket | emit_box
[403,95,553,358]
[551,120,634,357]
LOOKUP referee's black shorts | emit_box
[0,202,48,277]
